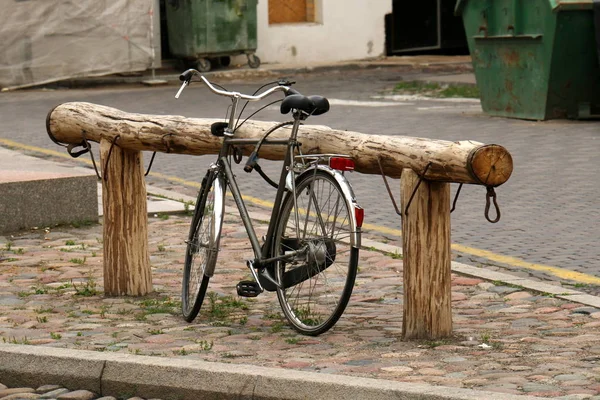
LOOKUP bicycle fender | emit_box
[205,173,226,278]
[295,166,362,248]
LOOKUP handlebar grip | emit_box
[285,88,301,96]
[244,151,259,173]
[179,69,195,82]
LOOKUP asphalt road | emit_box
[1,67,599,289]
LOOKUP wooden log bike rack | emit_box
[46,102,513,339]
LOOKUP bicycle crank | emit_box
[237,260,264,297]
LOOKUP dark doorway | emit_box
[385,0,468,55]
[159,0,172,59]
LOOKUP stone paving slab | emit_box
[2,195,600,399]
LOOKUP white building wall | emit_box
[255,0,392,65]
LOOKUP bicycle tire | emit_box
[182,170,225,322]
[273,170,358,335]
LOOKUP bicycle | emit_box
[175,69,364,336]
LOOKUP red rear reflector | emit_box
[329,157,354,171]
[355,205,364,228]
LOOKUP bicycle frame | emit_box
[177,72,362,293]
[211,116,306,290]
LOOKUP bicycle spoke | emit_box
[275,171,358,335]
[182,171,223,322]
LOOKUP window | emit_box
[268,0,317,24]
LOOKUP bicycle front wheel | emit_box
[182,170,225,322]
[273,170,359,335]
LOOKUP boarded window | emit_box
[269,0,316,24]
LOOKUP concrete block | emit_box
[0,148,97,233]
[0,344,104,393]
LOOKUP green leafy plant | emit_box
[394,80,480,99]
[270,322,285,333]
[72,274,98,296]
[138,297,181,315]
[99,305,111,318]
[174,348,188,356]
[196,340,213,351]
[204,292,249,321]
[7,336,31,345]
[184,200,194,215]
[69,257,87,265]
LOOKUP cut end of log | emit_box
[469,144,513,187]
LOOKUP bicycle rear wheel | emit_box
[273,170,358,335]
[182,169,225,322]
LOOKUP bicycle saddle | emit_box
[281,93,330,116]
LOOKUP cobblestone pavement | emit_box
[0,65,599,290]
[3,206,600,399]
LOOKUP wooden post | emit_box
[401,168,452,339]
[100,139,152,296]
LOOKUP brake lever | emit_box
[278,78,296,86]
[175,80,189,99]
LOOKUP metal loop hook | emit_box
[377,157,402,217]
[451,183,463,213]
[102,135,121,182]
[145,152,157,177]
[404,162,432,216]
[485,186,501,223]
[80,132,102,180]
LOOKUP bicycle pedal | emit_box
[236,281,262,297]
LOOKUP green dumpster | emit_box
[455,0,600,120]
[165,0,260,72]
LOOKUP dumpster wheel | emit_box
[196,58,211,73]
[247,54,261,69]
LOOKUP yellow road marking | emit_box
[2,138,598,285]
[451,243,600,285]
[0,138,92,164]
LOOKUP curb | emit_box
[28,59,474,90]
[0,344,543,400]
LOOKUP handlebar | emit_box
[175,69,291,100]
